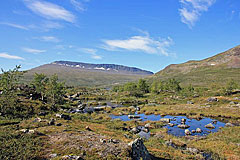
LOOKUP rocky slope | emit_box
[152,45,240,86]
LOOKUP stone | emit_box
[159,118,171,123]
[62,155,82,160]
[49,118,55,125]
[225,123,235,127]
[186,148,199,154]
[212,120,217,124]
[56,123,62,126]
[177,124,190,129]
[187,101,194,104]
[49,153,57,159]
[185,129,191,135]
[191,130,196,133]
[131,127,140,134]
[181,118,186,124]
[168,123,175,127]
[196,128,202,133]
[100,139,106,143]
[128,115,141,119]
[205,123,215,129]
[20,129,29,133]
[62,114,72,120]
[128,138,151,160]
[207,97,218,102]
[33,117,42,122]
[85,126,92,131]
[144,123,151,128]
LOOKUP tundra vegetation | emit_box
[0,66,240,160]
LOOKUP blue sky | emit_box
[0,0,240,73]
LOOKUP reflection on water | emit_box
[111,113,225,137]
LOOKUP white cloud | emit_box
[179,0,216,27]
[102,35,173,56]
[91,55,102,60]
[22,47,46,54]
[24,0,76,23]
[70,0,85,12]
[79,48,102,59]
[38,36,60,43]
[80,48,97,54]
[0,22,28,30]
[0,53,25,60]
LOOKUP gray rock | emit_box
[196,128,202,133]
[225,123,235,127]
[49,153,57,159]
[49,118,55,125]
[207,97,218,102]
[181,118,186,124]
[205,123,215,129]
[177,124,190,129]
[144,123,151,128]
[187,101,194,104]
[128,115,141,119]
[160,118,171,123]
[185,129,191,135]
[128,138,151,160]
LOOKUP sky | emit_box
[0,0,240,73]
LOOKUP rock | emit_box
[144,123,151,128]
[225,123,235,127]
[230,101,238,105]
[128,138,151,160]
[38,111,47,116]
[49,153,57,159]
[205,123,215,129]
[49,118,55,125]
[159,118,171,123]
[56,123,62,126]
[61,114,71,120]
[185,129,192,135]
[128,115,141,119]
[33,117,42,122]
[100,139,106,143]
[142,128,149,133]
[212,120,217,124]
[168,123,175,127]
[85,126,92,131]
[28,129,35,134]
[94,106,105,111]
[56,113,62,118]
[186,148,199,154]
[187,101,194,104]
[109,139,119,144]
[131,127,140,134]
[20,129,29,133]
[196,128,202,133]
[207,97,218,102]
[181,118,186,124]
[62,155,82,160]
[191,130,196,133]
[177,124,190,129]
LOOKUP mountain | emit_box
[51,61,153,75]
[152,45,240,86]
[23,61,153,87]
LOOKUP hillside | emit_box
[23,61,153,87]
[152,45,240,86]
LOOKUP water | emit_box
[110,113,225,137]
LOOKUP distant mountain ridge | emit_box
[23,61,153,87]
[51,61,154,75]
